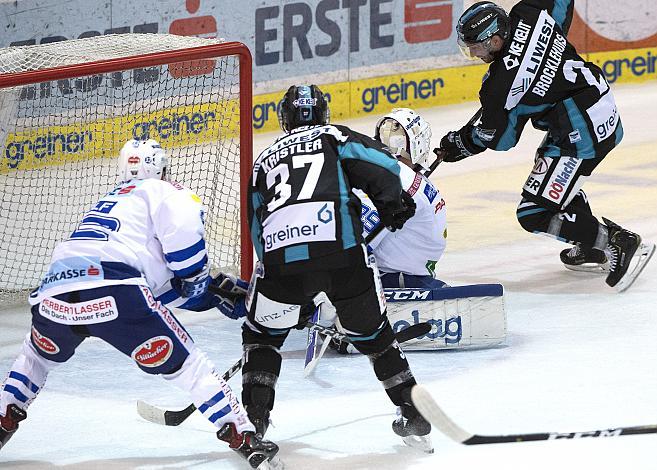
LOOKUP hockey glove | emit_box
[210,273,249,320]
[378,190,416,232]
[171,264,211,299]
[438,124,485,162]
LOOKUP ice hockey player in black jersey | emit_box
[242,84,433,452]
[436,0,654,292]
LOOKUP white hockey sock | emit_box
[162,348,254,434]
[1,334,59,413]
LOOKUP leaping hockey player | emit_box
[435,0,654,292]
[243,84,434,452]
[0,140,283,470]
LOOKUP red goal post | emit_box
[0,34,253,306]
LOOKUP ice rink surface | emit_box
[0,82,655,470]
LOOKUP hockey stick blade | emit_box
[395,322,431,343]
[137,400,196,426]
[411,385,657,445]
[139,324,433,426]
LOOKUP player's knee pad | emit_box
[242,344,281,412]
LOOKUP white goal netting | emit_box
[0,34,252,306]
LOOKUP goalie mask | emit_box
[118,139,169,182]
[277,84,330,133]
[374,108,433,171]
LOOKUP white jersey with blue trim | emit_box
[357,164,447,276]
[30,178,207,304]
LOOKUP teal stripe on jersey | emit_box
[550,0,570,30]
[336,160,357,250]
[497,104,553,151]
[564,98,595,158]
[284,244,309,263]
[337,142,400,176]
[251,191,264,260]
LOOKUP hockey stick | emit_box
[411,385,657,445]
[137,321,431,426]
[136,358,243,426]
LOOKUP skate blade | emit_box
[564,262,609,274]
[402,434,434,454]
[615,243,655,293]
[257,455,285,470]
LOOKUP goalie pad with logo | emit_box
[386,284,506,350]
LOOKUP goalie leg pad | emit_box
[385,284,506,350]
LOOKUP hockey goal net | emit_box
[0,34,253,307]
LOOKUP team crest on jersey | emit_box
[131,336,174,368]
[31,326,60,355]
[503,55,520,70]
[531,157,549,175]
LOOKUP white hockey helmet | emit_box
[118,139,169,181]
[374,108,433,171]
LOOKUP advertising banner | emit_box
[0,0,463,86]
[0,0,654,134]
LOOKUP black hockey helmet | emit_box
[277,84,330,133]
[457,2,510,46]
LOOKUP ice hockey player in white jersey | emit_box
[0,140,283,470]
[357,108,447,290]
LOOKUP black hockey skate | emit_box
[217,422,284,470]
[392,391,433,453]
[603,217,654,292]
[560,244,609,273]
[0,404,27,451]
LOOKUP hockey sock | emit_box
[241,344,281,416]
[162,348,253,434]
[517,201,605,247]
[368,339,417,407]
[0,337,58,414]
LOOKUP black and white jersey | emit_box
[249,124,403,266]
[470,0,623,159]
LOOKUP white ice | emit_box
[1,82,655,470]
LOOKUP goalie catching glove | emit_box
[378,190,416,232]
[437,124,485,162]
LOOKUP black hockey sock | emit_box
[241,345,281,415]
[369,340,417,407]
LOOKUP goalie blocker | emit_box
[386,284,506,350]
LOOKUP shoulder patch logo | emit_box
[503,55,520,70]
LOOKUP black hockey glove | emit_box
[437,124,484,162]
[378,190,416,232]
